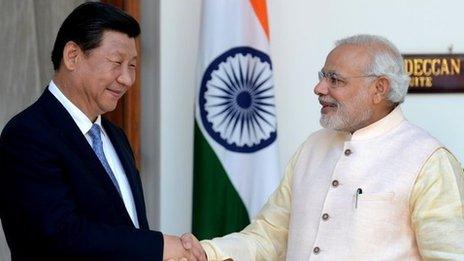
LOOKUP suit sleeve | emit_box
[0,121,163,261]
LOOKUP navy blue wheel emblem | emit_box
[199,46,277,153]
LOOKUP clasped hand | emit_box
[163,233,206,261]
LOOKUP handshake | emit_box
[163,233,207,261]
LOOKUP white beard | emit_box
[319,89,373,132]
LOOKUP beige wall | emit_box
[0,0,85,259]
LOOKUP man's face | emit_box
[314,44,376,133]
[75,30,137,118]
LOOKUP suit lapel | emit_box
[102,118,148,229]
[38,89,130,219]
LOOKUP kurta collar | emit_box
[350,106,405,141]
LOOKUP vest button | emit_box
[344,149,352,156]
[322,213,329,220]
[332,180,339,187]
[313,246,320,254]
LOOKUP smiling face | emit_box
[60,30,137,121]
[314,44,377,133]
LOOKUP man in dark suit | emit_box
[0,2,200,260]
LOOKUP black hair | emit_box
[51,2,140,71]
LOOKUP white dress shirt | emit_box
[48,80,139,228]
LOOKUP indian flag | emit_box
[193,0,280,240]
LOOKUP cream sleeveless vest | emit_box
[286,107,441,260]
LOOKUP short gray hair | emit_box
[335,34,410,104]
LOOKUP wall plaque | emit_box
[403,54,464,93]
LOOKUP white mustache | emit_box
[318,96,339,107]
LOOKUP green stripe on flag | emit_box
[192,122,250,240]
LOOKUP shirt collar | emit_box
[48,80,103,136]
[350,106,405,141]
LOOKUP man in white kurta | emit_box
[183,34,464,260]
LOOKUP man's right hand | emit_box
[180,233,207,261]
[163,234,198,261]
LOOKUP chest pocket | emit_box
[355,192,397,223]
[350,191,408,256]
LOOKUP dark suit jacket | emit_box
[0,89,163,260]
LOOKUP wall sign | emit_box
[403,54,463,93]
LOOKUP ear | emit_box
[372,76,390,104]
[62,41,82,71]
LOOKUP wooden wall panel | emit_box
[102,0,141,167]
